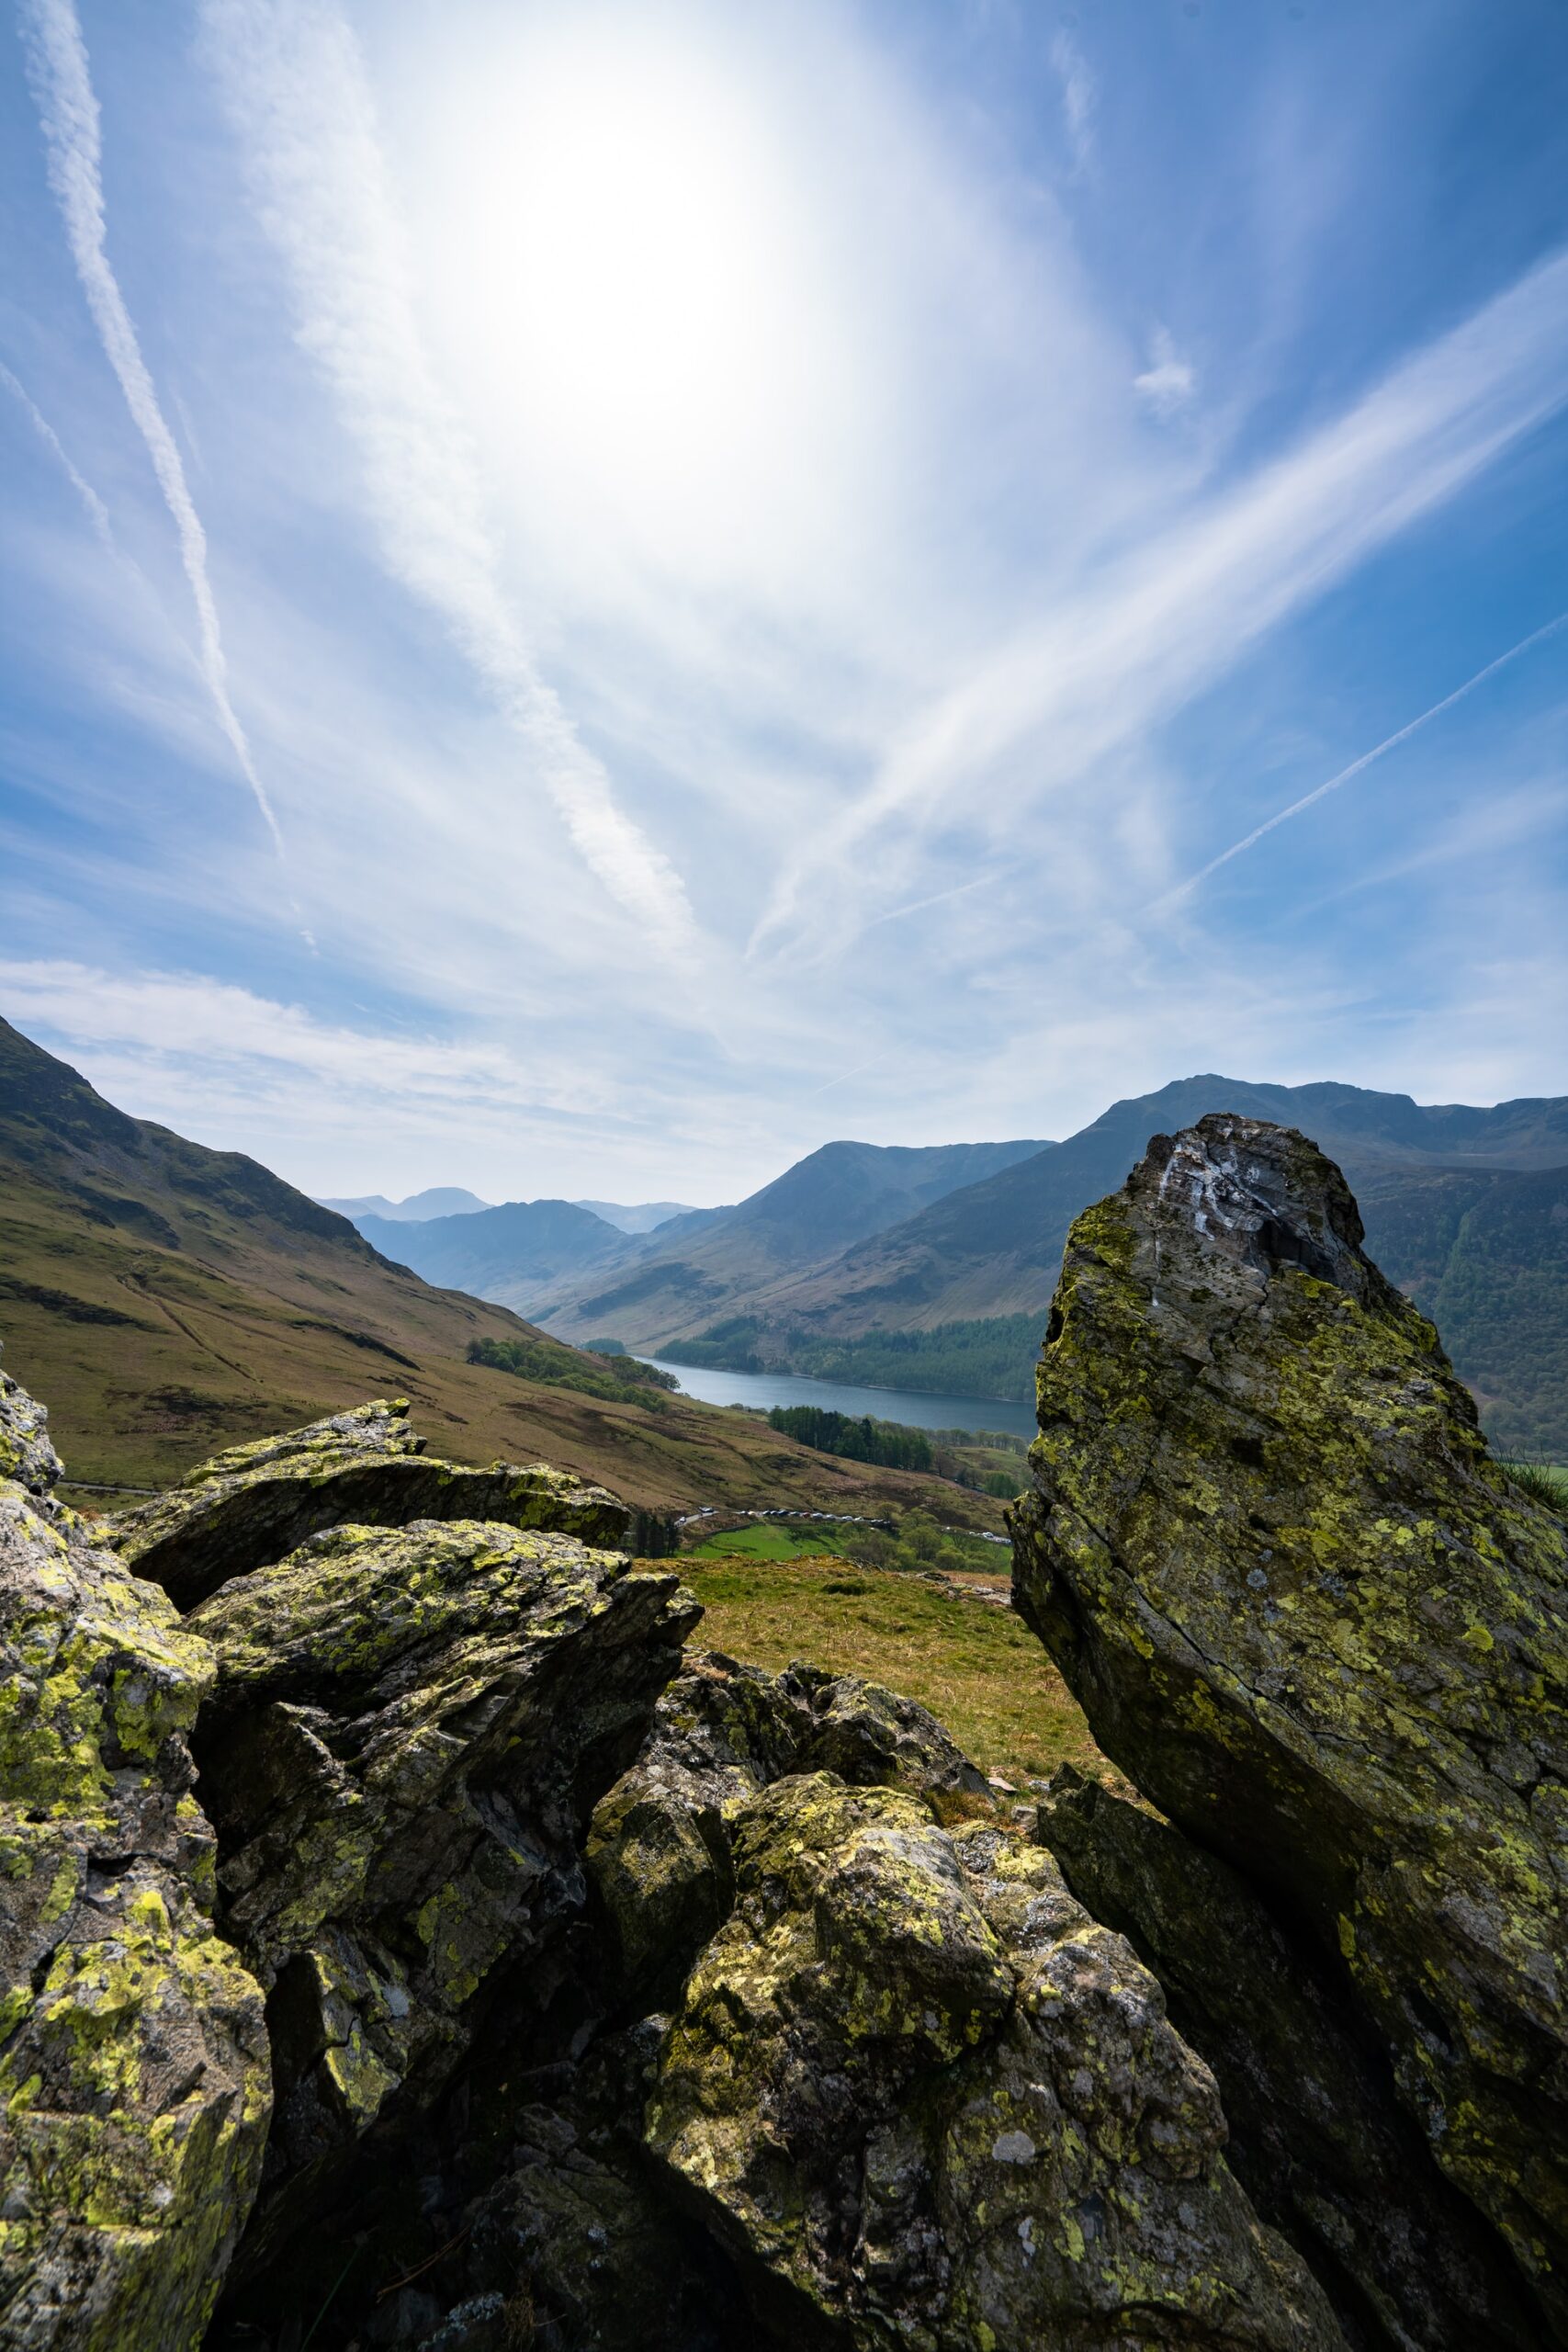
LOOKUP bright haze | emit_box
[3,0,1565,1204]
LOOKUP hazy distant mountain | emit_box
[533,1137,1051,1342]
[357,1197,626,1311]
[573,1199,694,1233]
[322,1186,491,1222]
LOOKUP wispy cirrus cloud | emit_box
[197,0,701,972]
[15,0,302,922]
[753,241,1568,958]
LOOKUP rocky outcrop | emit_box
[0,1352,269,2351]
[108,1398,637,1607]
[586,1651,990,2005]
[1039,1768,1541,2352]
[647,1772,1343,2349]
[190,1516,696,2268]
[1011,1115,1568,2343]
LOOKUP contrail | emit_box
[1,355,115,548]
[17,0,306,933]
[199,0,699,971]
[1159,610,1568,908]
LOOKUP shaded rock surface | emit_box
[190,1515,697,2279]
[647,1772,1343,2350]
[1040,1767,1540,2352]
[108,1397,638,1608]
[586,1649,991,2007]
[1011,1114,1568,2341]
[0,1357,269,2352]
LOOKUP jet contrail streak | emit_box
[17,0,307,936]
[1,355,115,548]
[1161,610,1568,907]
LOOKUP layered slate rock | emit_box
[587,1650,990,2007]
[108,1397,635,1608]
[188,1515,698,2268]
[1040,1768,1540,2352]
[1011,1114,1568,2337]
[0,1358,269,2351]
[647,1774,1343,2350]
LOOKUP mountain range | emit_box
[516,1076,1567,1454]
[359,1137,1050,1330]
[324,1187,694,1233]
[0,1016,1003,1525]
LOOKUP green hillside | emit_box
[0,1016,1003,1531]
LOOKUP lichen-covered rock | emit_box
[108,1397,635,1607]
[1039,1766,1541,2352]
[0,1378,269,2349]
[1010,1115,1568,2334]
[587,1652,990,2007]
[0,1344,64,1511]
[188,1516,698,2266]
[647,1773,1344,2350]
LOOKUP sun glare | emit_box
[408,18,852,582]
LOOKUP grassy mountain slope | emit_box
[535,1135,1050,1340]
[0,1017,1004,1526]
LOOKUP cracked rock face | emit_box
[1011,1114,1568,2335]
[188,1516,698,2267]
[646,1773,1343,2352]
[107,1399,635,1609]
[0,1369,269,2352]
[587,1650,992,2007]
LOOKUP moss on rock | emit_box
[647,1772,1343,2349]
[1011,1115,1568,2337]
[107,1397,636,1608]
[188,1515,699,2270]
[0,1369,269,2351]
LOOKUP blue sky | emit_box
[2,0,1565,1204]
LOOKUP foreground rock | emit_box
[647,1773,1342,2349]
[190,1516,697,2278]
[1012,1115,1568,2341]
[108,1398,639,1607]
[0,1353,269,2351]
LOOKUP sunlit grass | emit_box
[672,1550,1114,1789]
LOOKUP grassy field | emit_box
[674,1547,1113,1790]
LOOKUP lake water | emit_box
[637,1357,1038,1442]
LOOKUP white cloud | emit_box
[17,0,301,926]
[753,241,1568,958]
[197,0,701,970]
[1134,324,1196,415]
[1050,28,1096,174]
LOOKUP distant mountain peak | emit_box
[319,1186,492,1222]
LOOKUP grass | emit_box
[673,1549,1114,1790]
[1500,1460,1568,1510]
[684,1522,870,1561]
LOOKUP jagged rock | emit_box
[1011,1114,1568,2337]
[188,1516,698,2277]
[0,1345,64,1512]
[647,1773,1344,2349]
[107,1398,636,1608]
[1039,1767,1541,2352]
[0,1373,269,2351]
[587,1651,991,2006]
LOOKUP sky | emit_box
[2,0,1565,1208]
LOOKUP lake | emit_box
[637,1357,1039,1442]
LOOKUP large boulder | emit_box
[0,1359,269,2351]
[1039,1768,1540,2352]
[586,1651,991,2007]
[187,1516,698,2273]
[107,1397,637,1607]
[1011,1115,1568,2337]
[647,1773,1344,2349]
